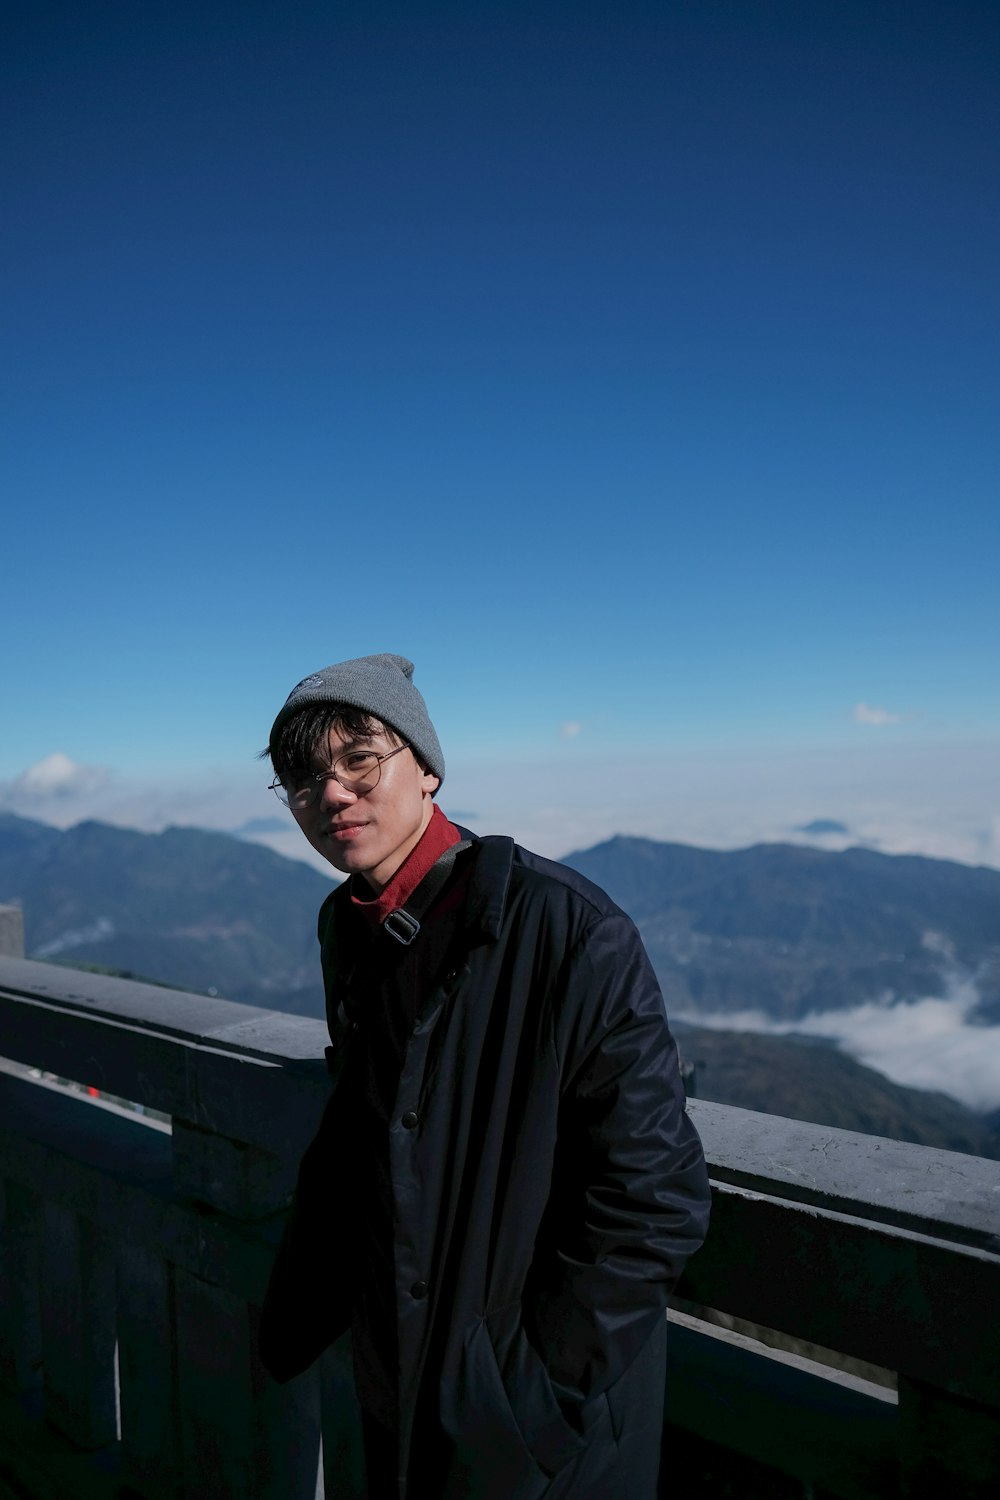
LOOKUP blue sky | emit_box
[2,0,998,868]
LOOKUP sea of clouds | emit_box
[676,972,1000,1115]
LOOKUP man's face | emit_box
[290,723,439,891]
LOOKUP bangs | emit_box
[266,704,400,777]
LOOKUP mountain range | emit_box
[563,835,1000,1023]
[2,812,998,1156]
[0,811,333,1015]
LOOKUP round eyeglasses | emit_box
[269,743,409,810]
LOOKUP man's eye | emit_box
[343,752,376,771]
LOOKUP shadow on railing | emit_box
[0,955,997,1499]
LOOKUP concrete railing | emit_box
[0,955,998,1499]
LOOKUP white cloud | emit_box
[35,916,116,958]
[854,702,902,726]
[677,974,1000,1113]
[8,752,110,800]
[559,721,582,739]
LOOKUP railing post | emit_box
[898,1375,1000,1499]
[169,1108,322,1496]
[118,1243,182,1500]
[0,1179,42,1395]
[320,1336,367,1500]
[40,1202,118,1449]
[249,1303,324,1500]
[174,1267,259,1496]
[174,1267,323,1499]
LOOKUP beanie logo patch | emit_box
[291,674,326,695]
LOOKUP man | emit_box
[258,653,710,1500]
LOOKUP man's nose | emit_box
[319,774,358,808]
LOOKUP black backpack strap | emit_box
[382,839,472,946]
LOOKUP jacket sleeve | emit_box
[524,910,711,1400]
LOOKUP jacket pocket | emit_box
[440,1305,587,1490]
[482,1302,590,1478]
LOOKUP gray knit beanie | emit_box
[269,653,445,783]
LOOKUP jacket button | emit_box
[401,1110,419,1130]
[410,1280,429,1300]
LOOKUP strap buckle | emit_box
[383,908,421,945]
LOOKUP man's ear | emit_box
[421,768,441,797]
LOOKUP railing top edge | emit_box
[688,1098,1000,1252]
[0,954,327,1063]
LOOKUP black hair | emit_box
[262,703,403,780]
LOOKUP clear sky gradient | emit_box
[2,0,998,868]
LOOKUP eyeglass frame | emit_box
[268,742,410,809]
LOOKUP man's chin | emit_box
[318,842,386,888]
[311,840,360,877]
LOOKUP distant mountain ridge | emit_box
[0,811,333,1015]
[5,812,1000,1025]
[563,835,1000,1023]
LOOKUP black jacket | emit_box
[259,834,710,1498]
